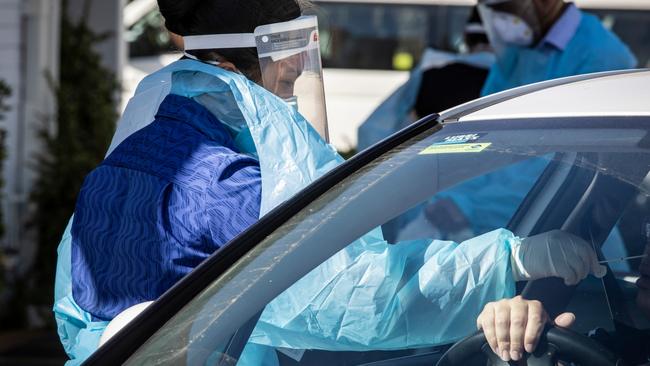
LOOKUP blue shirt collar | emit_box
[539,3,581,51]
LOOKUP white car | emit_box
[123,0,650,151]
[87,69,650,366]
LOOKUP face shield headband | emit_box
[183,15,329,142]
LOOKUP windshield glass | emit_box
[125,118,650,365]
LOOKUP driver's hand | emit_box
[477,296,575,362]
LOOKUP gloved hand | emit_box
[511,230,607,285]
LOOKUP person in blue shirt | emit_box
[403,0,640,244]
[478,0,637,96]
[448,4,641,362]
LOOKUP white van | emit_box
[123,0,650,151]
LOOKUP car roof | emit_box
[440,69,650,123]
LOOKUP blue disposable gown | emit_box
[249,228,517,350]
[481,11,637,96]
[190,228,518,366]
[357,49,495,151]
[53,60,341,365]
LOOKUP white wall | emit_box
[67,0,126,78]
[0,0,61,275]
[0,0,123,275]
[0,0,26,256]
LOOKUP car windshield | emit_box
[124,118,650,365]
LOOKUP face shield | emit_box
[478,0,543,52]
[183,16,329,142]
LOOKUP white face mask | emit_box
[490,10,535,46]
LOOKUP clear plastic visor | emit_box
[255,16,328,141]
[183,16,329,142]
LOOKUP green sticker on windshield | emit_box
[420,142,492,155]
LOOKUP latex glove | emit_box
[511,230,607,285]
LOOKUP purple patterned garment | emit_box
[71,94,262,320]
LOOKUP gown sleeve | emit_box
[247,228,518,351]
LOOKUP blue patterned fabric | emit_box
[71,94,262,320]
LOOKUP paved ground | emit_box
[0,329,67,365]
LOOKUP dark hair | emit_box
[157,0,310,81]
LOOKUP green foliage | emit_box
[28,0,118,308]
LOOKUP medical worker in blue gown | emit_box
[52,0,606,365]
[451,0,638,235]
[478,0,637,96]
[389,0,640,244]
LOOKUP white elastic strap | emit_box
[184,33,256,51]
[183,52,221,67]
[464,23,486,35]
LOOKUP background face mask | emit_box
[491,11,535,46]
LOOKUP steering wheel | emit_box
[436,326,626,366]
